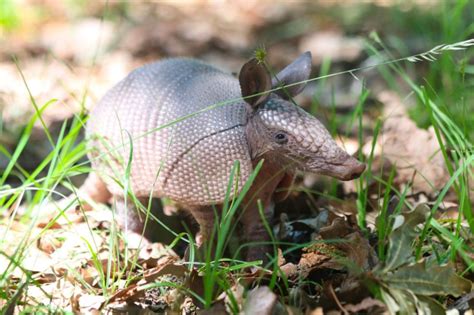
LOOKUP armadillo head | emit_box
[240,52,365,181]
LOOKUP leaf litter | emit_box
[3,123,472,313]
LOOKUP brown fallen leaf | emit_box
[78,258,111,287]
[20,246,55,274]
[281,209,375,281]
[242,286,277,315]
[280,262,298,277]
[299,243,333,270]
[37,231,63,254]
[369,91,451,196]
[318,217,354,240]
[334,231,377,272]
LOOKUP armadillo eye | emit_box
[274,131,288,144]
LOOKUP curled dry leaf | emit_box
[281,207,375,280]
[37,231,63,254]
[318,275,371,311]
[319,211,376,272]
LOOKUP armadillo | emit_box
[82,52,365,261]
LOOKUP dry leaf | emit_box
[243,286,277,315]
[318,217,353,239]
[374,91,450,195]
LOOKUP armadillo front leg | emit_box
[187,205,216,260]
[241,199,275,264]
[241,160,287,264]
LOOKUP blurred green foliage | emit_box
[318,1,474,140]
[0,0,20,30]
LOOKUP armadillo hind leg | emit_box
[78,173,112,210]
[113,196,158,242]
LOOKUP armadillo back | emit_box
[87,59,252,205]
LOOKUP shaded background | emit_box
[1,1,473,170]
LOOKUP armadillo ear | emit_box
[272,51,312,99]
[239,58,271,108]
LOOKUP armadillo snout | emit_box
[313,154,366,181]
[338,156,366,181]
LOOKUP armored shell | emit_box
[87,59,252,205]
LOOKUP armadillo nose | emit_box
[342,156,366,181]
[350,160,366,179]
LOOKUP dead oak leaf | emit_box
[373,91,450,195]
